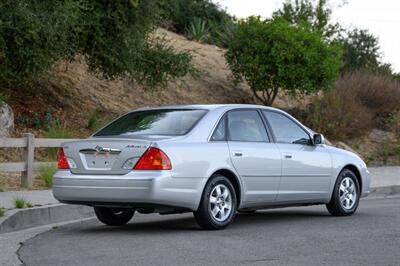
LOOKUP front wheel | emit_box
[194,175,237,230]
[94,207,135,226]
[326,169,360,216]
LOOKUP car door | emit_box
[225,109,281,204]
[262,110,332,203]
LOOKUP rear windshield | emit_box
[94,109,207,137]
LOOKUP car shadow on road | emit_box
[75,208,336,234]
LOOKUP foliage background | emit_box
[0,0,195,89]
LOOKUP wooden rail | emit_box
[0,133,80,188]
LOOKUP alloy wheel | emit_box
[339,177,357,210]
[208,184,233,222]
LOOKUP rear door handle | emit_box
[284,153,292,159]
[233,151,243,157]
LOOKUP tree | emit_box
[225,17,342,105]
[341,29,392,75]
[0,0,195,88]
[273,2,394,76]
[273,0,342,40]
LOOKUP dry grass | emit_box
[295,71,400,141]
[38,164,57,188]
[0,172,47,191]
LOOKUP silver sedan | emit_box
[53,104,370,229]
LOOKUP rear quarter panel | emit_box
[156,140,238,210]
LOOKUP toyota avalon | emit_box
[53,104,370,230]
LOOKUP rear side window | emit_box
[227,110,269,142]
[94,109,207,137]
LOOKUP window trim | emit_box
[261,109,313,145]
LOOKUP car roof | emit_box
[135,104,281,112]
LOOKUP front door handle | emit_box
[233,151,243,157]
[284,153,292,159]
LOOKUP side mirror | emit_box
[313,134,324,145]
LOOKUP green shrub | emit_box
[226,17,342,106]
[39,164,57,188]
[45,122,73,139]
[387,111,400,138]
[160,0,231,34]
[0,90,9,107]
[272,0,341,39]
[0,1,195,89]
[208,20,237,48]
[159,0,233,47]
[45,122,73,160]
[0,206,5,217]
[87,110,102,131]
[185,18,209,42]
[13,197,33,209]
[376,139,400,165]
[0,1,80,84]
[341,29,393,75]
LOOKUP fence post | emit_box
[21,133,35,189]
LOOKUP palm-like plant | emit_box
[185,18,209,42]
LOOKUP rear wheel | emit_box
[94,207,135,226]
[194,175,237,230]
[326,169,360,216]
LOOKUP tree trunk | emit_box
[250,87,279,106]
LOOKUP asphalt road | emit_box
[18,198,400,266]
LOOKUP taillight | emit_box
[133,147,172,170]
[57,148,69,169]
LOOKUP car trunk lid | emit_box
[62,138,151,175]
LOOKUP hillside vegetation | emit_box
[8,29,256,137]
[3,28,398,167]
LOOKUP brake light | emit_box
[57,148,69,169]
[133,147,172,170]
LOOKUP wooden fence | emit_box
[0,133,80,188]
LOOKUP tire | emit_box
[94,207,135,226]
[194,174,237,230]
[326,169,360,216]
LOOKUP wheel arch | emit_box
[211,169,242,207]
[342,164,362,190]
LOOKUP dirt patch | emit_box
[0,172,47,192]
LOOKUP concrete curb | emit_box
[368,185,400,199]
[0,204,93,234]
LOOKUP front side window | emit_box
[227,110,269,142]
[263,111,311,145]
[94,109,207,137]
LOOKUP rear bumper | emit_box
[52,170,207,211]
